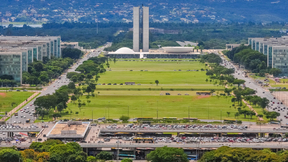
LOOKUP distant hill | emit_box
[0,0,287,23]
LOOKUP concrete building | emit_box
[133,7,140,52]
[61,42,83,50]
[106,46,200,59]
[133,6,149,52]
[0,36,62,84]
[248,36,288,74]
[142,6,149,52]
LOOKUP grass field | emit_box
[0,92,34,114]
[98,60,217,90]
[58,92,258,122]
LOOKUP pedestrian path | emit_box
[0,92,39,122]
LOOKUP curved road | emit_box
[7,43,112,124]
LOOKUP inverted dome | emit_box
[115,47,135,53]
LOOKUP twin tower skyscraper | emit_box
[133,6,149,52]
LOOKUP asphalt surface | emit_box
[7,43,112,124]
[215,50,287,124]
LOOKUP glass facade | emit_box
[0,54,21,83]
[51,41,54,57]
[47,43,50,59]
[57,38,61,57]
[28,49,33,64]
[22,52,27,72]
[38,46,42,61]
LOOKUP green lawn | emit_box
[58,93,258,122]
[0,92,34,114]
[99,60,214,88]
[109,60,204,71]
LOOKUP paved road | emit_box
[100,128,288,133]
[215,50,287,124]
[5,142,288,149]
[7,43,112,124]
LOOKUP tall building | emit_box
[248,36,288,74]
[133,7,140,52]
[133,6,149,52]
[142,6,149,52]
[0,36,61,84]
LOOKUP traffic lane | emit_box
[7,46,107,124]
[219,52,288,123]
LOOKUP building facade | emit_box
[133,6,149,52]
[0,36,62,84]
[248,36,288,74]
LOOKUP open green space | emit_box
[58,93,258,122]
[108,60,203,71]
[0,92,34,114]
[98,60,218,90]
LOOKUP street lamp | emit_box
[208,102,210,119]
[128,106,129,117]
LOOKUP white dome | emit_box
[115,47,135,53]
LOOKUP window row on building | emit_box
[248,36,288,75]
[0,36,62,84]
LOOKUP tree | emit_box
[0,149,21,162]
[87,156,97,162]
[155,80,159,86]
[259,97,270,109]
[36,152,50,162]
[147,146,188,162]
[235,112,239,119]
[120,115,130,122]
[226,112,230,117]
[56,102,65,113]
[233,79,246,88]
[121,159,133,162]
[68,82,76,89]
[96,151,113,161]
[270,68,282,77]
[62,48,83,59]
[210,89,215,94]
[266,112,280,121]
[71,95,77,103]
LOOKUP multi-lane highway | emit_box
[7,43,112,124]
[216,50,287,124]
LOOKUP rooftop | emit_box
[46,121,90,139]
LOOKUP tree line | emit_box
[22,57,74,85]
[225,45,282,76]
[200,146,288,162]
[33,57,108,120]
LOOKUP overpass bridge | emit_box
[0,128,43,132]
[100,128,287,134]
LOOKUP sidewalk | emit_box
[0,92,39,122]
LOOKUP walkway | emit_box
[0,92,39,122]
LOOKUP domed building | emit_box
[106,46,201,59]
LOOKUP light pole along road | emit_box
[8,43,112,124]
[215,50,287,124]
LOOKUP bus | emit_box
[133,137,154,143]
[187,155,198,160]
[224,119,236,124]
[118,154,136,160]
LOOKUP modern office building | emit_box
[142,6,149,52]
[0,36,62,84]
[133,7,140,52]
[248,36,288,74]
[133,6,149,52]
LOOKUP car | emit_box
[18,121,21,124]
[23,116,26,118]
[80,141,87,143]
